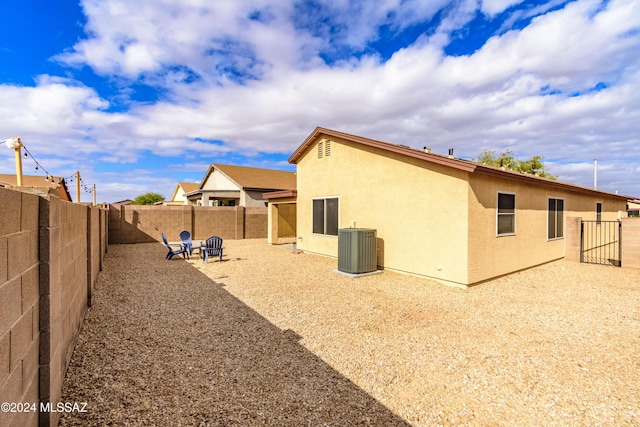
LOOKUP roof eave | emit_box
[263,190,297,200]
[474,165,629,200]
[289,127,477,173]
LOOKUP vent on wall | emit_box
[325,139,331,157]
[318,142,323,159]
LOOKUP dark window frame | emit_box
[312,197,339,236]
[548,197,564,240]
[497,192,516,236]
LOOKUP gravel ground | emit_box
[60,239,640,426]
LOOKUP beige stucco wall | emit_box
[296,136,470,286]
[277,203,297,238]
[171,186,190,204]
[268,198,297,244]
[242,189,271,207]
[203,170,238,191]
[295,134,629,286]
[467,173,626,284]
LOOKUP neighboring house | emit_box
[281,127,628,287]
[165,182,200,206]
[628,199,640,217]
[0,174,72,201]
[111,199,133,205]
[186,164,296,207]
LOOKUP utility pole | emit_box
[4,137,23,186]
[75,171,81,203]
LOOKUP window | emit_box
[497,193,515,235]
[548,198,564,239]
[596,202,602,224]
[313,197,339,235]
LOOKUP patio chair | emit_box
[162,232,188,260]
[201,236,224,263]
[179,230,201,257]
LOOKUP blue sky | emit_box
[1,0,639,202]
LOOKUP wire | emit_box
[17,141,95,193]
[22,144,52,179]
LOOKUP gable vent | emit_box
[325,139,331,157]
[317,141,323,158]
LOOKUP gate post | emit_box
[621,218,640,269]
[618,220,622,267]
[565,217,582,262]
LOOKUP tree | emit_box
[473,149,556,180]
[132,192,165,205]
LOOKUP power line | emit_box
[6,138,96,196]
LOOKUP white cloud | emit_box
[0,78,108,152]
[481,0,525,16]
[4,0,638,200]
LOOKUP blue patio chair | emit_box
[179,230,201,257]
[201,236,224,264]
[162,233,188,260]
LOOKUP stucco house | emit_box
[276,127,628,287]
[0,174,72,201]
[186,164,296,207]
[165,181,200,206]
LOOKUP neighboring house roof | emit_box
[0,173,72,201]
[111,199,133,205]
[171,182,200,201]
[199,164,296,191]
[290,127,630,201]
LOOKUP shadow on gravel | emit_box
[60,243,409,426]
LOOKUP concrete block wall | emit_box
[0,186,108,427]
[566,217,640,268]
[38,195,63,427]
[0,188,40,427]
[59,203,88,407]
[109,205,189,244]
[109,205,268,243]
[621,218,640,269]
[245,207,269,239]
[193,207,240,240]
[87,207,102,306]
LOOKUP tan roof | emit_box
[200,164,296,191]
[179,182,200,193]
[0,174,72,201]
[290,127,630,201]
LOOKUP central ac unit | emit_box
[338,228,377,274]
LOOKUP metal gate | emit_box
[580,220,621,266]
